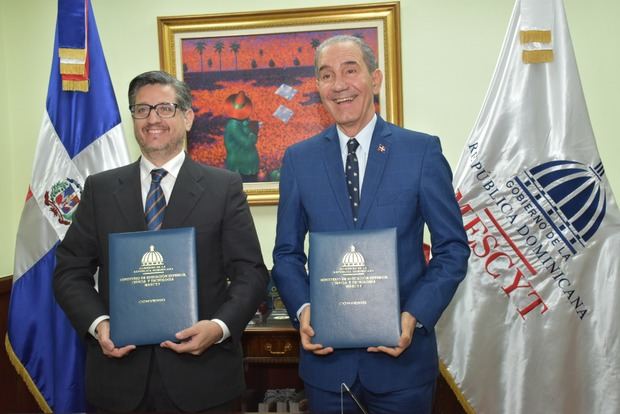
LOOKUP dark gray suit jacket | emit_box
[54,155,269,412]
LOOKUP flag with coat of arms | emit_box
[437,0,620,412]
[5,0,130,411]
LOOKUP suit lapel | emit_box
[163,156,204,228]
[322,126,355,229]
[113,160,148,231]
[358,116,392,228]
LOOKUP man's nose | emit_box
[331,75,348,91]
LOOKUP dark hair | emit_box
[128,70,192,110]
[314,35,378,78]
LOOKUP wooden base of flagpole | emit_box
[0,276,41,413]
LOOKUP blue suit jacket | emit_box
[272,116,470,392]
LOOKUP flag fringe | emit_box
[59,47,87,60]
[439,359,477,414]
[62,79,89,92]
[522,49,554,63]
[4,334,53,413]
[520,30,552,44]
[60,63,86,75]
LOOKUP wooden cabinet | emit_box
[241,318,304,411]
[242,318,303,391]
[243,318,299,361]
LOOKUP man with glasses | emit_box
[54,70,269,412]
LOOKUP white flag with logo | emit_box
[437,0,620,412]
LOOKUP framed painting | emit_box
[158,2,402,205]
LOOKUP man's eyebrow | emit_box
[318,61,360,72]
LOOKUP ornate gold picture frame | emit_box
[158,2,402,205]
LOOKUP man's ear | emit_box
[371,69,383,94]
[184,109,195,131]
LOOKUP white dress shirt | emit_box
[336,113,377,197]
[139,150,186,208]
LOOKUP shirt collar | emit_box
[140,151,186,182]
[337,113,377,155]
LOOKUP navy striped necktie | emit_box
[145,168,168,230]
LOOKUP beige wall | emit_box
[1,0,619,276]
[1,1,16,276]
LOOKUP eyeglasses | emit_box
[129,102,179,119]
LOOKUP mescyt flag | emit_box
[5,0,130,412]
[437,0,620,413]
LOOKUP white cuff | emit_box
[211,319,230,343]
[88,315,109,339]
[296,303,310,321]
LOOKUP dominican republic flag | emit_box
[5,0,130,412]
[437,0,620,413]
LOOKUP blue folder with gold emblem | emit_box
[309,227,401,348]
[109,227,198,346]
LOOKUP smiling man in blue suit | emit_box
[272,35,470,414]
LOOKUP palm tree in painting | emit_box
[214,41,224,71]
[230,42,241,71]
[259,49,264,66]
[311,38,321,50]
[194,41,206,72]
[207,57,213,71]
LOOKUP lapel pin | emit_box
[377,144,386,153]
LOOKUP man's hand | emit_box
[299,305,333,356]
[160,320,223,355]
[367,311,416,357]
[96,320,136,358]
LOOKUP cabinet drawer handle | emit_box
[264,342,292,355]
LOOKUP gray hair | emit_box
[314,35,378,78]
[128,70,193,111]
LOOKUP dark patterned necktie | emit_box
[145,169,168,230]
[346,138,360,222]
